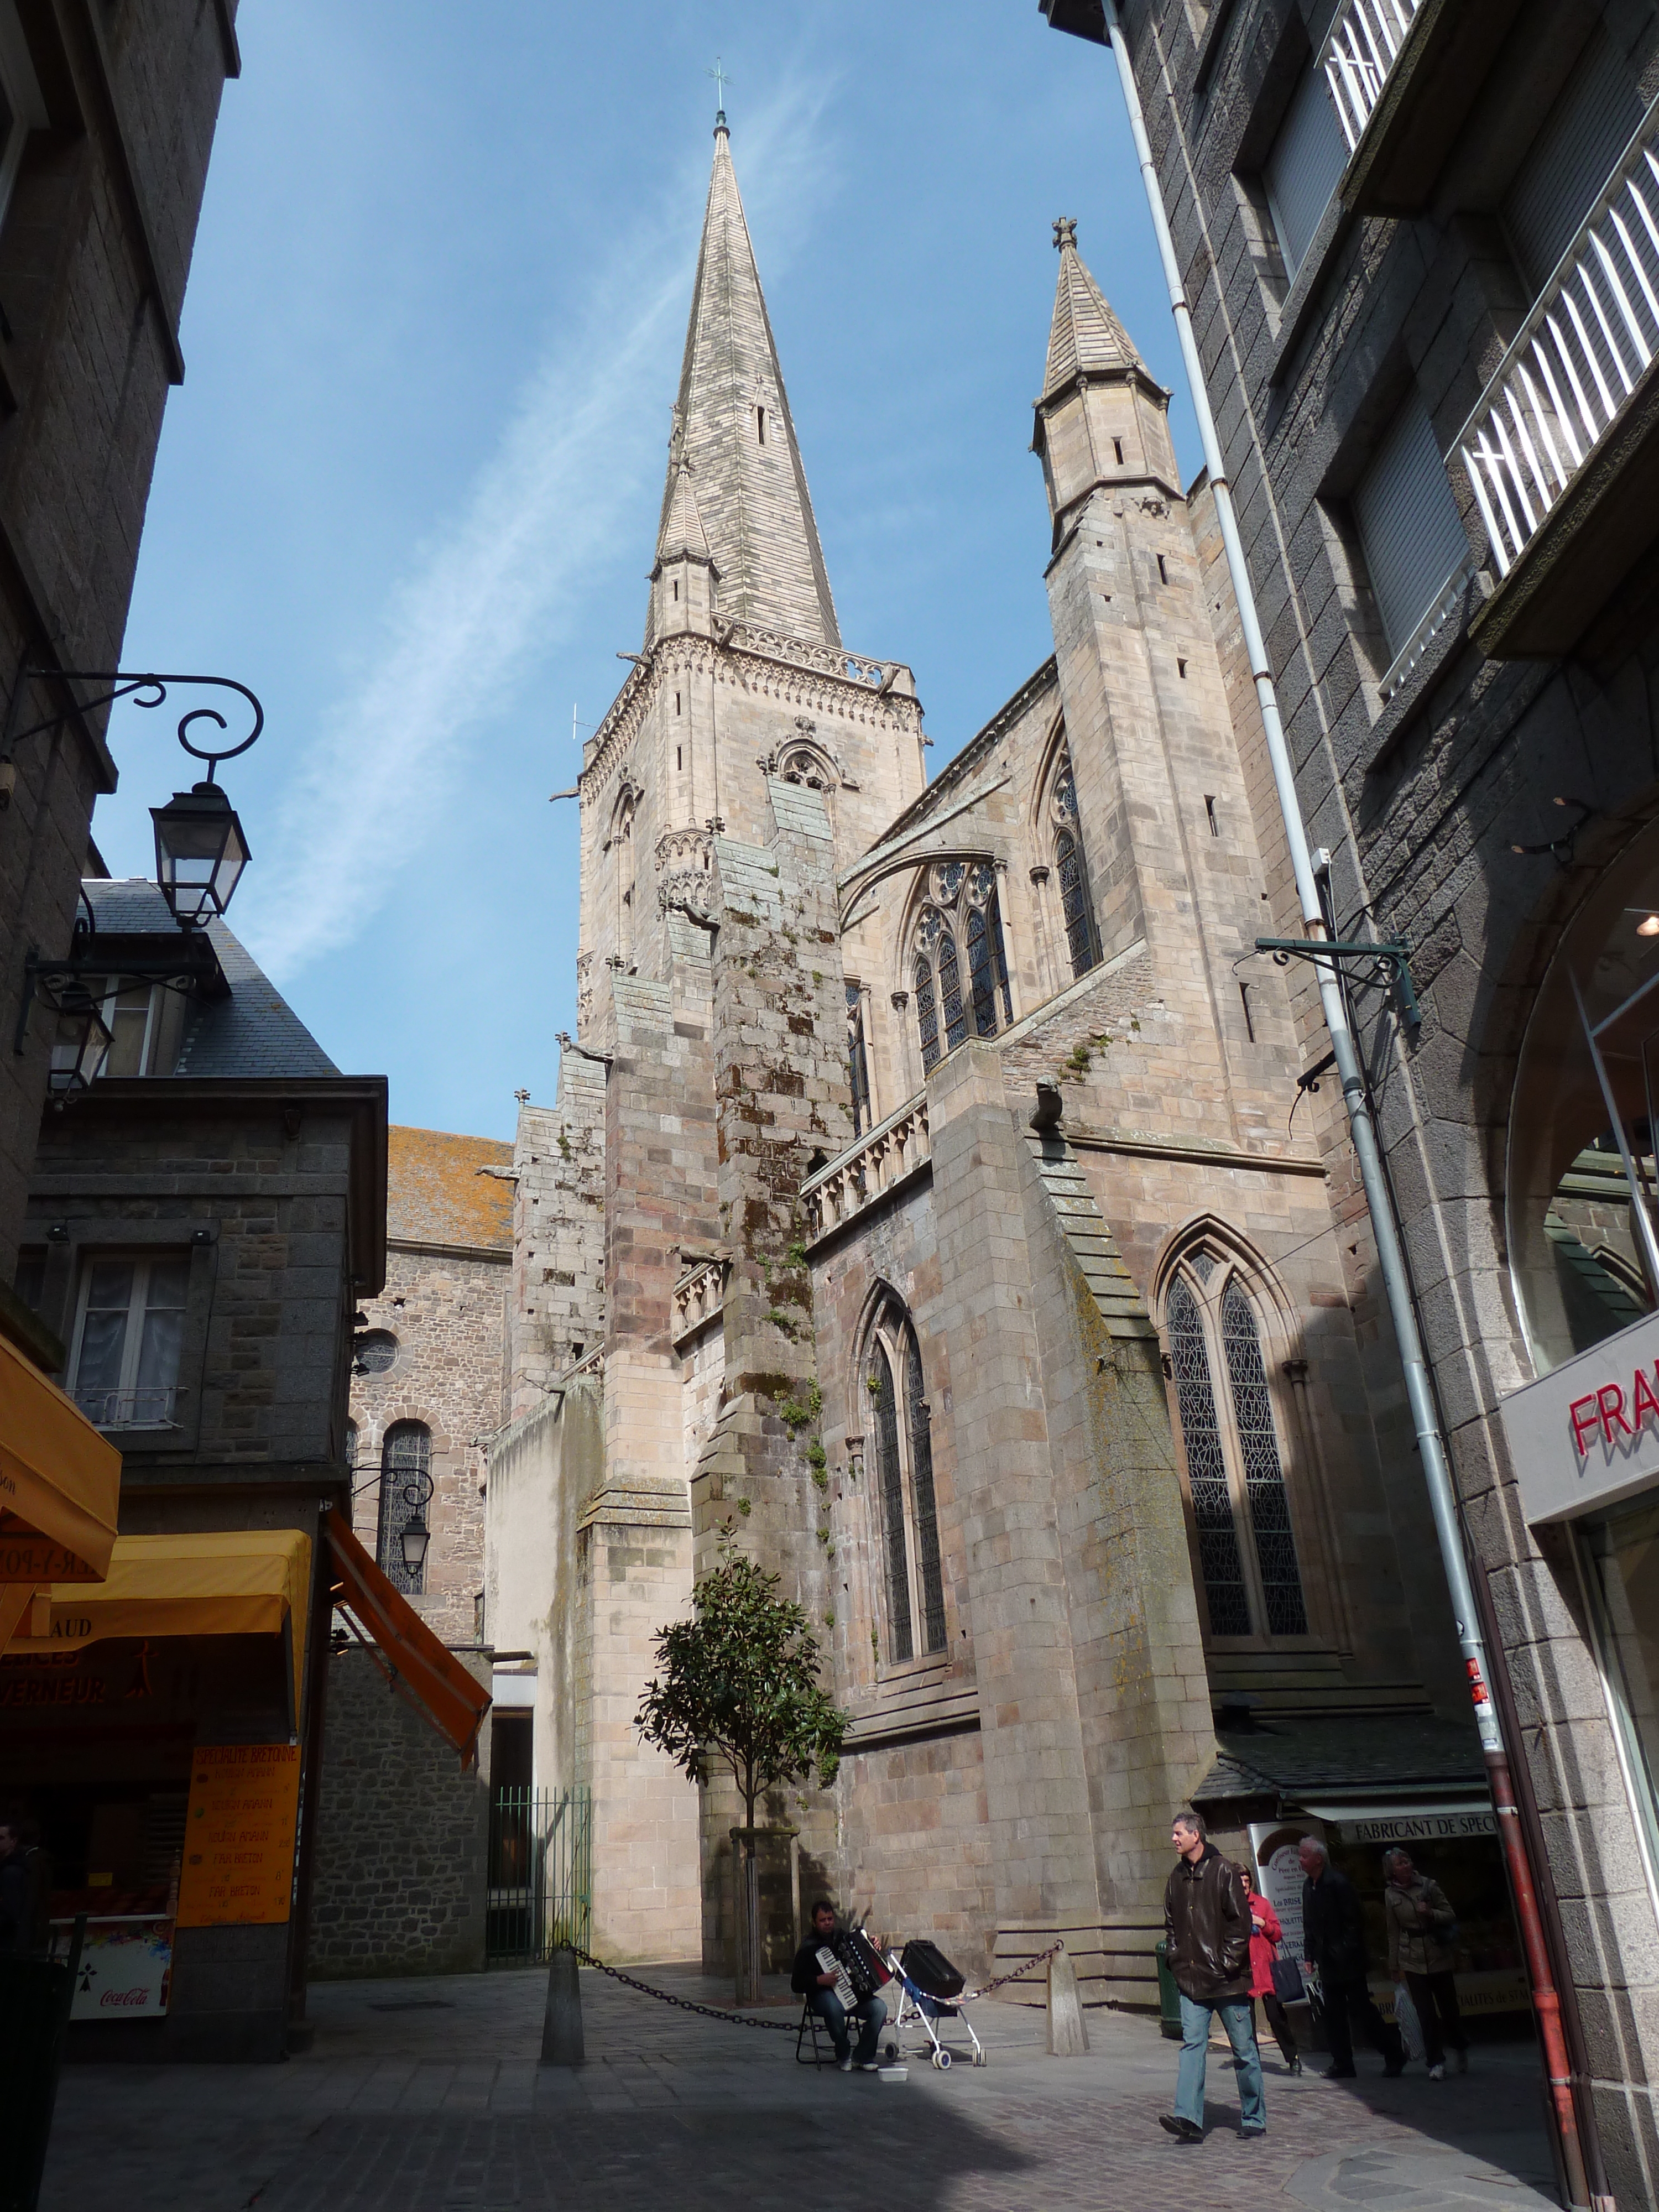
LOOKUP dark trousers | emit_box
[808,1986,886,2065]
[1321,1973,1404,2072]
[1403,1970,1466,2067]
[1254,1991,1298,2065]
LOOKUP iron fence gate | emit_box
[486,1786,592,1967]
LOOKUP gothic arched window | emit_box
[614,790,637,966]
[378,1420,432,1597]
[847,981,872,1136]
[911,861,1011,1073]
[1164,1254,1307,1640]
[864,1297,947,1662]
[1048,745,1100,979]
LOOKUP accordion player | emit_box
[791,1899,891,2072]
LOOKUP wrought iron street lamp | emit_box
[44,979,112,1096]
[399,1510,431,1578]
[151,779,249,925]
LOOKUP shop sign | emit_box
[1247,1820,1322,1960]
[1338,1809,1497,1845]
[1499,1308,1659,1523]
[53,1916,173,2018]
[175,1743,301,1928]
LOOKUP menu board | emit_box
[175,1744,301,1928]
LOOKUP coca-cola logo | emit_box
[98,1986,153,2008]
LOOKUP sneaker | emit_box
[1239,2126,1267,2141]
[1427,2063,1446,2081]
[1286,2055,1303,2075]
[1158,2115,1204,2143]
[836,2054,852,2073]
[856,2060,882,2072]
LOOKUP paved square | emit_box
[42,1965,1559,2211]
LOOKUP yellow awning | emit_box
[0,1331,121,1579]
[9,1528,311,1709]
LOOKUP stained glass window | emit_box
[1056,830,1098,981]
[869,1341,913,1662]
[938,931,968,1052]
[1221,1281,1307,1635]
[905,1328,947,1653]
[1166,1278,1250,1635]
[915,957,939,1073]
[967,907,998,1038]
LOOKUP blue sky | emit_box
[94,2,1196,1140]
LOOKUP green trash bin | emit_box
[1154,1938,1182,2039]
[0,1943,76,2212]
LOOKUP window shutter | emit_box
[1264,57,1348,276]
[1353,388,1469,659]
[1504,26,1644,294]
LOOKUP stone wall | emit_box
[307,1646,491,1980]
[0,4,236,1277]
[508,1060,607,1416]
[349,1246,508,1645]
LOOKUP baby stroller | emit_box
[883,1939,986,2070]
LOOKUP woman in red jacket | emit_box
[1238,1864,1302,2073]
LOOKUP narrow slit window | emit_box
[1178,658,1188,679]
[676,746,683,770]
[1205,796,1219,836]
[915,956,940,1073]
[1157,553,1169,584]
[1113,437,1124,464]
[757,405,766,445]
[905,1328,947,1654]
[847,982,872,1136]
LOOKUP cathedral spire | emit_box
[651,123,841,648]
[1039,215,1151,406]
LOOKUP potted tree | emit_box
[637,1547,847,2005]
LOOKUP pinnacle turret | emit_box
[649,123,839,648]
[1040,215,1152,406]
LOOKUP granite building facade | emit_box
[1039,0,1659,2196]
[485,108,1514,2036]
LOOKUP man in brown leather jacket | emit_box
[1160,1810,1266,2143]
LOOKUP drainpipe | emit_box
[1092,4,1594,2202]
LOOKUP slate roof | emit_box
[1193,1714,1485,1809]
[387,1126,514,1250]
[81,879,338,1081]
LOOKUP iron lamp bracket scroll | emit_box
[1254,936,1422,1034]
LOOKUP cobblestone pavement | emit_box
[42,1963,1559,2211]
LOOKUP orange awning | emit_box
[8,1529,311,1714]
[325,1510,489,1767]
[0,1331,121,1581]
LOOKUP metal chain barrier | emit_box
[566,1937,1064,2027]
[962,1939,1063,1999]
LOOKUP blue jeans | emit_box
[1175,1991,1265,2131]
[809,1987,886,2064]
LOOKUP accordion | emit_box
[830,1927,890,2004]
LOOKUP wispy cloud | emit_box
[237,74,838,980]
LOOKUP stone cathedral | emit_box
[459,116,1479,2002]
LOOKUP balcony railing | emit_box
[1324,0,1423,154]
[801,1094,931,1239]
[1457,109,1659,581]
[77,1384,180,1429]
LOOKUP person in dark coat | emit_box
[1384,1847,1468,2079]
[0,1817,47,1957]
[1159,1811,1266,2143]
[1298,1836,1406,2080]
[791,1900,886,2073]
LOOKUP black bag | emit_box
[899,1938,966,2000]
[1269,1953,1306,2003]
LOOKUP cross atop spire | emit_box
[647,124,840,648]
[707,56,732,133]
[1040,216,1150,405]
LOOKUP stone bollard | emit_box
[1046,1943,1090,2057]
[540,1946,585,2066]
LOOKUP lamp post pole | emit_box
[1091,6,1594,2202]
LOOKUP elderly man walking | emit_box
[1159,1809,1266,2144]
